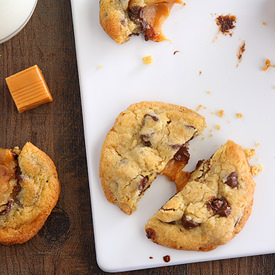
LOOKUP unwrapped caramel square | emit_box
[6,65,53,113]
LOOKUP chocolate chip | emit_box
[146,228,155,239]
[163,255,170,262]
[144,113,159,122]
[0,200,13,215]
[138,175,149,191]
[182,214,201,229]
[225,171,238,188]
[207,197,231,217]
[173,145,190,162]
[140,133,154,147]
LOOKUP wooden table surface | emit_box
[0,0,274,274]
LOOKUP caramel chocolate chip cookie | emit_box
[99,0,182,43]
[0,142,60,245]
[145,140,256,251]
[99,101,206,215]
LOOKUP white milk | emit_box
[0,0,38,43]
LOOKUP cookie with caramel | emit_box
[99,0,183,43]
[145,140,256,251]
[0,142,60,245]
[99,101,206,214]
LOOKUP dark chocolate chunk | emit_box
[182,214,201,229]
[140,133,154,147]
[145,228,155,239]
[144,113,159,122]
[225,171,238,188]
[138,175,149,191]
[207,197,231,217]
[0,200,13,215]
[163,255,170,262]
[173,145,190,162]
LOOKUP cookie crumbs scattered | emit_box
[217,110,224,117]
[196,105,206,111]
[173,50,180,55]
[236,113,243,118]
[262,59,275,71]
[215,125,221,130]
[97,65,103,69]
[143,56,153,64]
[227,120,231,123]
[149,256,154,259]
[251,165,264,176]
[199,71,202,76]
[262,21,266,25]
[244,148,256,159]
[255,142,260,147]
[206,91,211,94]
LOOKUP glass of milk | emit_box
[0,0,38,44]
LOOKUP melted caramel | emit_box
[142,0,183,41]
[0,149,17,205]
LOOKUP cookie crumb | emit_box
[216,14,236,36]
[149,256,154,259]
[217,110,224,117]
[143,56,153,64]
[97,65,103,69]
[262,21,266,25]
[237,41,246,67]
[255,142,260,147]
[262,59,273,71]
[206,91,211,94]
[215,125,221,130]
[251,165,263,176]
[199,71,202,75]
[244,149,256,159]
[173,50,180,55]
[196,105,206,111]
[236,113,243,118]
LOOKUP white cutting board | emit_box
[70,0,275,272]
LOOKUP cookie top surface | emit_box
[99,101,206,214]
[0,142,60,245]
[145,140,256,251]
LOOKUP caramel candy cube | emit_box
[6,65,53,113]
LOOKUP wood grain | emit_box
[0,0,274,274]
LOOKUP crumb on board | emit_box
[199,71,202,75]
[217,110,224,117]
[196,105,206,111]
[215,125,221,130]
[97,65,103,69]
[262,21,266,25]
[256,142,260,147]
[206,91,211,94]
[251,165,264,176]
[262,59,275,71]
[244,148,256,159]
[143,55,153,64]
[173,50,180,55]
[236,113,243,118]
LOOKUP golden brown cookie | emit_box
[145,140,256,251]
[99,101,206,214]
[0,142,60,245]
[99,0,183,43]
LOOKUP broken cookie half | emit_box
[145,140,256,251]
[99,101,206,215]
[99,0,183,43]
[0,142,60,245]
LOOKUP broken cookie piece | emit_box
[145,140,256,251]
[0,142,60,245]
[99,0,183,43]
[99,101,206,215]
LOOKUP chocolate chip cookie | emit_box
[99,101,206,215]
[0,142,60,245]
[145,140,256,251]
[99,0,182,43]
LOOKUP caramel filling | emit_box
[142,0,182,41]
[0,149,18,213]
